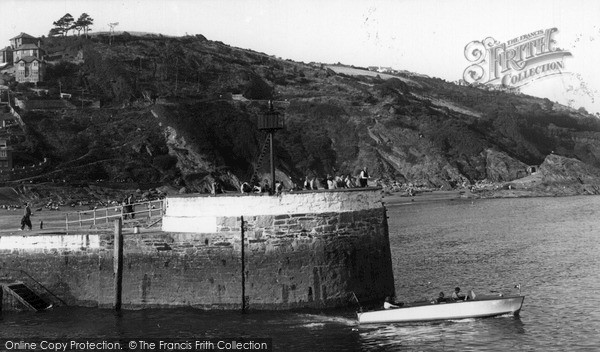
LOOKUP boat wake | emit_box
[299,322,326,329]
[448,318,476,323]
[359,324,445,344]
[494,313,516,318]
[295,314,357,327]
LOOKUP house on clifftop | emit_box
[13,43,43,64]
[15,56,45,83]
[9,33,39,51]
[6,33,45,84]
[0,47,13,67]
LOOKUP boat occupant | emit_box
[436,292,447,303]
[383,296,400,309]
[452,287,467,301]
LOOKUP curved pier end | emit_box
[161,188,395,309]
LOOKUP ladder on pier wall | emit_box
[2,282,51,311]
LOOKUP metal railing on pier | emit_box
[65,199,165,232]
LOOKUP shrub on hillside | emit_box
[45,61,81,84]
[15,82,35,92]
[374,78,409,96]
[153,154,178,171]
[243,76,273,100]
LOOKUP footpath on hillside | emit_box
[0,187,21,204]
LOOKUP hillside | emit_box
[7,33,600,196]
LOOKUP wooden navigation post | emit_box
[257,101,284,194]
[269,132,274,193]
[241,216,246,313]
[113,218,123,310]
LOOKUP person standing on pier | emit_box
[359,167,370,187]
[303,176,313,190]
[127,194,135,219]
[20,202,32,231]
[345,174,356,188]
[275,180,284,195]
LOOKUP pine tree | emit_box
[48,27,63,37]
[52,13,75,36]
[76,13,94,38]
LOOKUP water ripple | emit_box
[2,196,600,351]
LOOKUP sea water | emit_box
[1,195,599,351]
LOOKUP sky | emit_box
[2,0,599,113]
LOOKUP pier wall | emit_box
[0,189,394,310]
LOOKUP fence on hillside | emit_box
[0,158,50,182]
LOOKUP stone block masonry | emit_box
[0,188,395,310]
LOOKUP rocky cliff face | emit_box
[478,154,600,197]
[16,35,600,195]
[484,149,529,182]
[539,154,600,194]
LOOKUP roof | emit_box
[0,46,12,52]
[15,44,39,51]
[15,56,42,64]
[9,32,36,40]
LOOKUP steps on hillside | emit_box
[250,134,272,184]
[2,282,51,311]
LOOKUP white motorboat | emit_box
[357,295,524,324]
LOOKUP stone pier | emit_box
[0,188,395,310]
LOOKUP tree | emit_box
[48,27,63,37]
[76,13,94,38]
[52,13,74,36]
[71,22,82,36]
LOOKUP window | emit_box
[0,150,6,158]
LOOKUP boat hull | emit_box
[357,296,524,324]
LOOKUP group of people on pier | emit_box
[302,166,370,190]
[307,166,370,189]
[239,167,372,195]
[239,179,285,195]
